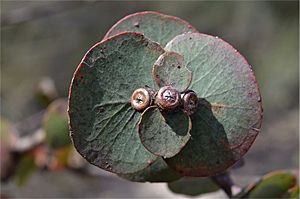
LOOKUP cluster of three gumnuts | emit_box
[131,85,198,115]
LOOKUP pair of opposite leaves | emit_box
[68,11,263,178]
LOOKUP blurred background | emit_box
[1,1,299,198]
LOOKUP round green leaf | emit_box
[119,157,181,183]
[138,107,191,158]
[69,32,165,174]
[235,171,298,198]
[168,177,220,196]
[164,33,263,176]
[245,171,297,198]
[103,11,198,46]
[153,51,192,92]
[43,98,70,149]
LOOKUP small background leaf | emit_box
[14,155,37,186]
[34,77,58,107]
[43,98,70,149]
[139,107,191,158]
[119,157,181,183]
[153,51,192,92]
[168,177,220,196]
[243,171,297,198]
[103,11,198,46]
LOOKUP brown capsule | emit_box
[182,90,198,115]
[156,86,180,111]
[131,88,151,111]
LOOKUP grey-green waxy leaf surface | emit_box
[164,33,263,176]
[139,107,191,158]
[119,157,181,183]
[153,51,192,92]
[168,177,220,196]
[103,11,198,46]
[69,32,165,174]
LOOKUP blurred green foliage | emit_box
[14,155,37,186]
[236,171,298,198]
[43,99,70,149]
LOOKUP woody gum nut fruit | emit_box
[156,86,180,110]
[131,88,151,111]
[182,91,198,115]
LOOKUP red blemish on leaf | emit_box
[211,103,225,116]
[147,159,155,165]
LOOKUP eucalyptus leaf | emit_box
[119,157,181,183]
[43,98,70,149]
[168,177,220,196]
[243,171,297,198]
[14,155,37,186]
[103,11,198,46]
[139,107,191,158]
[69,32,165,174]
[153,51,192,92]
[165,33,263,176]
